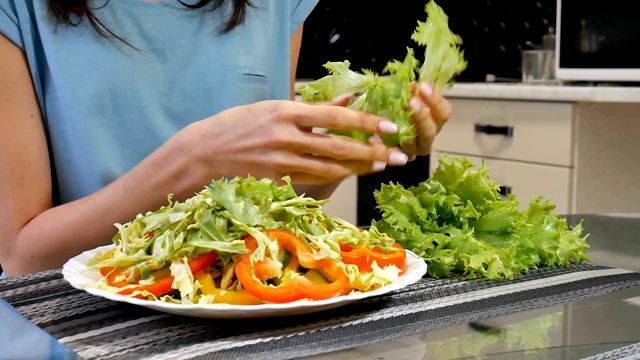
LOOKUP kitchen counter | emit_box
[442,82,640,103]
[295,80,640,104]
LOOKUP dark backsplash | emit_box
[297,0,557,82]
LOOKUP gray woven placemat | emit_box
[2,263,640,360]
[581,343,640,360]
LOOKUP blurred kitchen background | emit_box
[296,0,557,225]
[297,0,556,83]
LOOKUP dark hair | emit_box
[47,0,254,46]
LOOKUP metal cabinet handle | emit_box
[498,185,512,197]
[474,124,514,137]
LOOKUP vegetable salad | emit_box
[88,176,407,305]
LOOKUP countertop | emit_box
[442,82,640,103]
[295,80,640,103]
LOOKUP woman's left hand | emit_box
[401,82,453,161]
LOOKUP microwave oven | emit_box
[556,0,640,82]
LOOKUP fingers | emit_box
[405,95,437,158]
[274,153,391,184]
[286,101,398,136]
[329,93,354,106]
[286,131,408,167]
[268,102,408,165]
[247,100,409,181]
[400,82,453,159]
[412,83,452,133]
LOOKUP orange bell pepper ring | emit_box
[242,233,301,281]
[340,242,408,275]
[236,229,351,303]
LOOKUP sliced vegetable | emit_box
[303,269,330,284]
[195,271,263,305]
[242,234,300,281]
[115,273,174,298]
[236,229,351,303]
[340,242,408,275]
[187,251,220,275]
[103,251,219,298]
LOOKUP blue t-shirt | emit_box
[0,0,318,204]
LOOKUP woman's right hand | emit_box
[177,99,409,187]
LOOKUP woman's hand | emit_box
[401,83,453,161]
[179,99,409,188]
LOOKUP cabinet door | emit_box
[433,99,575,167]
[322,175,358,225]
[430,152,573,214]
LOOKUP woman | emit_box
[0,0,452,276]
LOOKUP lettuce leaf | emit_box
[372,154,591,281]
[298,1,466,147]
[413,1,468,88]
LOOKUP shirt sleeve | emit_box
[289,0,318,36]
[0,0,25,49]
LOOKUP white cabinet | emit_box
[322,175,357,225]
[433,99,574,166]
[430,151,573,214]
[432,94,640,215]
[431,98,575,214]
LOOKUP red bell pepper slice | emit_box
[236,229,351,303]
[102,250,219,298]
[340,242,407,275]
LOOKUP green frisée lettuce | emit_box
[298,1,467,147]
[371,154,591,281]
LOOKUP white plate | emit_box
[62,245,427,319]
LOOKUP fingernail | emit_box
[371,161,387,172]
[369,134,383,144]
[388,151,409,166]
[332,93,352,102]
[421,83,433,97]
[409,97,422,113]
[377,120,398,134]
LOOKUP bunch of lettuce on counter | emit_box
[372,154,591,281]
[298,0,467,147]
